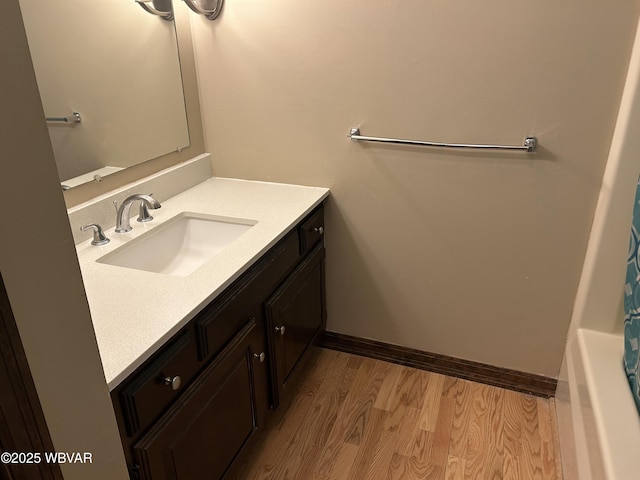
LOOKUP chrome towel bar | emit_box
[46,112,81,124]
[348,128,537,153]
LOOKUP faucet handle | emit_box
[80,223,110,246]
[137,193,154,223]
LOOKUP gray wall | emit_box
[190,0,640,377]
[0,1,128,477]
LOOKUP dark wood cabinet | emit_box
[111,203,326,480]
[266,243,326,407]
[133,319,261,480]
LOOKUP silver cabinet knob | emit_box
[164,375,181,391]
[314,226,324,235]
[275,325,286,336]
[254,352,266,363]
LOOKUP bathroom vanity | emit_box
[73,170,328,480]
[112,204,325,479]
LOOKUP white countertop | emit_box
[75,178,329,390]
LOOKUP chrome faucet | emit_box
[115,194,161,233]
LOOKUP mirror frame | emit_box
[62,2,205,208]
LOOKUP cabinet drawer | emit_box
[196,289,256,362]
[120,330,198,436]
[299,206,324,256]
[197,230,300,362]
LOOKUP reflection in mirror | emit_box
[19,0,190,189]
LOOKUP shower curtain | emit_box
[624,177,640,414]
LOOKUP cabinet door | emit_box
[266,244,326,407]
[133,319,262,480]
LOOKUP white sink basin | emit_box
[97,212,257,276]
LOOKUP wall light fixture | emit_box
[135,0,174,21]
[136,0,224,21]
[182,0,224,20]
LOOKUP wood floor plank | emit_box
[482,444,504,480]
[363,429,397,480]
[263,408,322,479]
[374,362,404,411]
[289,445,323,480]
[446,378,474,460]
[389,367,431,410]
[311,350,362,451]
[418,372,446,432]
[487,388,506,450]
[465,384,505,480]
[445,455,465,480]
[388,452,446,480]
[311,350,353,409]
[343,360,390,446]
[502,389,525,480]
[461,383,491,479]
[410,428,434,463]
[430,390,456,466]
[485,389,506,480]
[391,406,421,457]
[346,407,387,479]
[382,396,410,434]
[519,394,544,479]
[462,418,485,479]
[238,349,563,480]
[326,442,358,480]
[315,357,388,475]
[536,397,561,480]
[547,400,563,480]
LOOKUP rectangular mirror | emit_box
[19,0,190,189]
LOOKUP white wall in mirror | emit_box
[19,0,190,186]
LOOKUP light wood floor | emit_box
[235,348,563,480]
